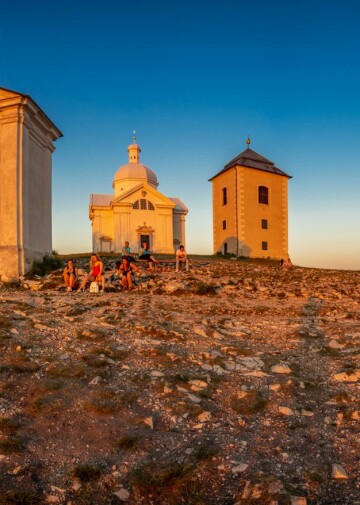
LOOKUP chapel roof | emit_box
[169,197,188,213]
[209,147,292,180]
[113,162,158,186]
[90,194,112,206]
[0,86,63,139]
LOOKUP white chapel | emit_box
[89,136,188,254]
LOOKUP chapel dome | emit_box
[113,162,158,186]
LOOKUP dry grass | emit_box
[231,390,268,416]
[192,281,218,295]
[84,389,134,414]
[0,416,24,434]
[72,463,103,483]
[0,316,12,328]
[193,442,219,461]
[81,353,108,368]
[0,489,44,505]
[10,360,40,374]
[76,328,107,341]
[130,459,195,492]
[46,361,86,378]
[116,433,139,450]
[30,394,68,414]
[0,436,24,454]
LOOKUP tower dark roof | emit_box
[209,147,292,180]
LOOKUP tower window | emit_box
[140,199,147,210]
[222,220,226,230]
[222,187,227,206]
[261,219,268,229]
[258,186,269,205]
[262,241,268,251]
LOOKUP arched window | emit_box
[133,199,155,210]
[258,186,269,205]
[222,187,227,206]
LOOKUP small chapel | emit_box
[89,135,188,254]
[209,139,292,260]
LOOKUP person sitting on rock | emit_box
[63,259,78,292]
[176,245,189,272]
[122,241,136,263]
[77,253,105,292]
[139,242,158,271]
[280,257,293,269]
[118,256,139,290]
[285,257,293,269]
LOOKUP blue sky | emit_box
[1,0,359,270]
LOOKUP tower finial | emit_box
[132,130,136,144]
[246,135,251,149]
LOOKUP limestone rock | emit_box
[278,406,294,416]
[150,370,165,378]
[271,364,292,374]
[144,417,154,429]
[291,497,307,505]
[114,488,130,501]
[164,281,186,293]
[197,411,211,422]
[187,393,202,403]
[331,463,349,479]
[328,339,345,349]
[232,463,248,474]
[189,379,208,391]
[89,376,101,385]
[332,371,359,382]
[351,411,359,420]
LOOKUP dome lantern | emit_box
[128,130,141,163]
[113,135,158,196]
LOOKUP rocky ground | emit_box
[0,257,359,505]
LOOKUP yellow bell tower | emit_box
[209,139,292,259]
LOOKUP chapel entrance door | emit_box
[140,235,150,249]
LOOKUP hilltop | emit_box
[0,258,359,504]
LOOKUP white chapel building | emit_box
[89,137,188,254]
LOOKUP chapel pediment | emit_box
[111,182,176,208]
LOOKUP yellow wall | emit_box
[239,167,288,259]
[90,187,183,254]
[212,164,289,259]
[212,168,238,254]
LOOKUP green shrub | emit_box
[29,255,63,277]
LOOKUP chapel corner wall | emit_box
[0,93,61,280]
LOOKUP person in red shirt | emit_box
[77,254,105,292]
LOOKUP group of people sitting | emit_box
[280,257,293,269]
[63,242,189,293]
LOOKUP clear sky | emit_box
[1,0,359,270]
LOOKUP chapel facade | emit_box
[209,140,292,260]
[89,137,188,254]
[0,86,62,281]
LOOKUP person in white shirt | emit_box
[176,245,189,272]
